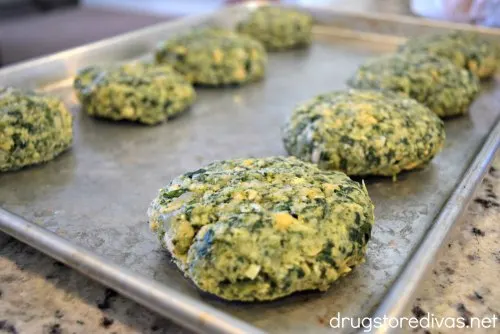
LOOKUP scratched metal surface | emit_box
[1,4,500,333]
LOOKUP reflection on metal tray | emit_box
[0,2,499,334]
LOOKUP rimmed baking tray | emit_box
[1,2,499,333]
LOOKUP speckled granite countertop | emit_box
[408,156,500,333]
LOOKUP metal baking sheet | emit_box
[1,3,499,333]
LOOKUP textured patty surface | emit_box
[237,6,313,50]
[155,29,267,86]
[148,156,374,301]
[398,31,498,79]
[0,87,73,172]
[347,53,479,118]
[73,62,195,125]
[282,90,445,177]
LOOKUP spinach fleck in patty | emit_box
[0,87,73,172]
[398,31,498,79]
[148,156,374,301]
[237,6,313,51]
[282,90,445,177]
[73,62,195,125]
[155,28,267,86]
[348,53,479,118]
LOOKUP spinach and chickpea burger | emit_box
[0,87,73,172]
[73,62,195,125]
[347,53,479,118]
[237,6,313,51]
[148,156,374,301]
[282,90,445,177]
[155,28,267,86]
[398,31,498,80]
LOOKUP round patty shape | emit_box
[155,28,267,86]
[398,31,498,79]
[73,62,195,125]
[148,156,374,301]
[282,90,446,177]
[0,87,73,172]
[237,6,313,50]
[347,53,479,118]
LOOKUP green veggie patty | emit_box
[347,53,479,118]
[155,28,267,86]
[282,90,446,177]
[0,87,73,172]
[73,62,195,125]
[398,31,498,79]
[148,156,374,301]
[237,6,313,51]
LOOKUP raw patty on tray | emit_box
[155,28,267,86]
[398,31,498,80]
[347,53,479,118]
[73,62,195,125]
[148,156,374,301]
[0,87,73,172]
[282,90,445,177]
[237,6,313,50]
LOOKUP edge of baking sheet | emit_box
[0,208,264,334]
[0,2,499,334]
[370,120,500,334]
[1,1,499,85]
